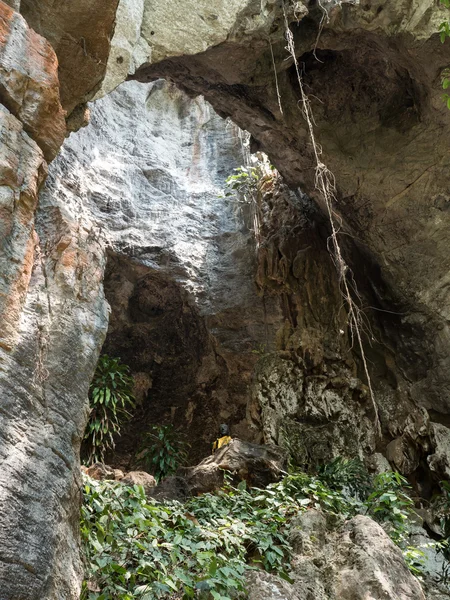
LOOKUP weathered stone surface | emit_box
[20,0,120,114]
[150,439,286,499]
[94,0,294,99]
[0,125,108,599]
[246,571,299,600]
[41,80,284,465]
[0,1,66,160]
[290,511,426,600]
[86,463,116,481]
[183,438,287,494]
[132,0,450,424]
[121,470,157,494]
[0,104,46,351]
[247,511,428,600]
[428,423,450,480]
[150,476,190,503]
[2,3,450,598]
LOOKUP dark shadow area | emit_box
[100,253,231,469]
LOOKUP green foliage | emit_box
[136,425,188,483]
[80,477,294,600]
[81,464,449,598]
[222,166,260,203]
[440,19,450,44]
[220,161,276,204]
[317,456,372,500]
[83,355,135,465]
[366,471,414,546]
[81,471,369,600]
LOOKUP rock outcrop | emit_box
[0,0,449,598]
[176,438,287,496]
[247,510,428,600]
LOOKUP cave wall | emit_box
[0,0,450,597]
[40,80,286,467]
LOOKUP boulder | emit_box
[114,469,125,481]
[85,463,115,481]
[149,439,287,500]
[151,476,190,503]
[246,510,427,600]
[289,511,426,600]
[121,471,156,495]
[184,438,287,496]
[428,423,450,480]
[246,571,299,600]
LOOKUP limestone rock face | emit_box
[133,0,450,421]
[0,170,108,599]
[0,1,65,160]
[0,1,450,598]
[20,0,120,114]
[41,80,285,464]
[0,44,107,597]
[246,511,427,600]
[0,105,46,350]
[94,0,292,99]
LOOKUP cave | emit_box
[1,1,450,598]
[100,253,224,466]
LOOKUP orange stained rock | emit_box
[0,0,66,161]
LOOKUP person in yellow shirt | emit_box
[212,423,232,454]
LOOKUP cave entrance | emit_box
[100,252,222,468]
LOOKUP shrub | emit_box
[83,355,135,464]
[81,464,441,599]
[136,424,188,483]
[317,456,372,500]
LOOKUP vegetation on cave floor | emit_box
[81,460,450,600]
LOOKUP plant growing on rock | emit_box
[221,154,278,246]
[317,456,372,500]
[82,354,135,465]
[136,424,188,482]
[365,471,414,545]
[81,466,434,599]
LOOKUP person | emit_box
[212,423,232,454]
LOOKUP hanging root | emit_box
[269,39,284,116]
[282,1,382,438]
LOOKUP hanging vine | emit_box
[281,1,382,437]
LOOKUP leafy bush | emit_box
[317,456,372,500]
[81,464,446,599]
[83,355,135,464]
[136,425,188,483]
[366,471,414,544]
[222,162,276,204]
[81,477,294,600]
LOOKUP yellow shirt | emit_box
[212,435,232,453]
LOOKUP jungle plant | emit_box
[317,456,372,500]
[365,471,414,546]
[83,354,135,465]
[81,464,433,599]
[136,424,188,482]
[220,155,278,246]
